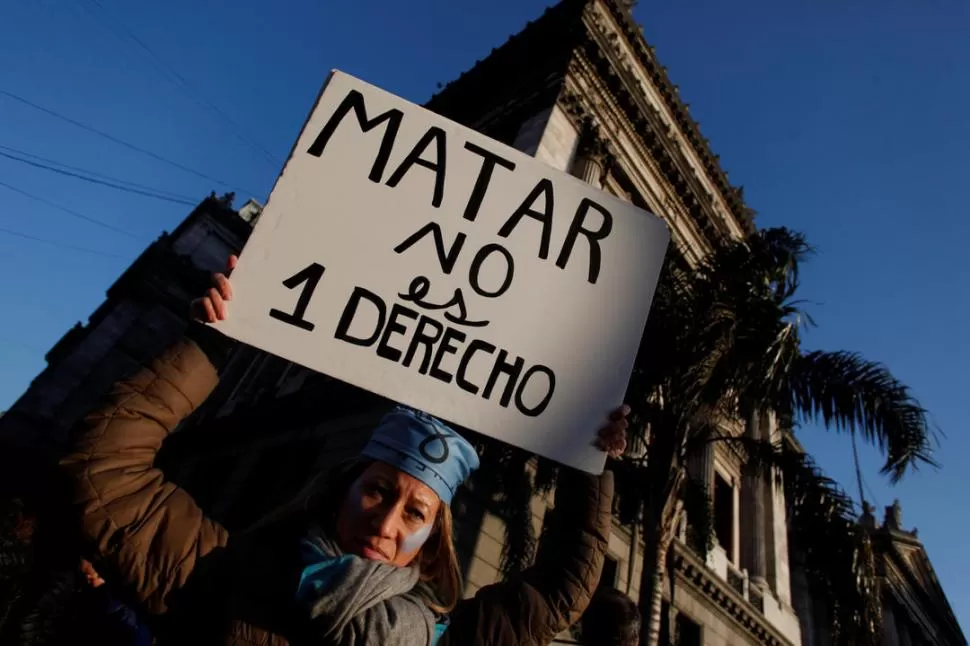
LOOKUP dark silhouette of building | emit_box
[0,194,259,495]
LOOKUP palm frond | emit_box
[788,351,936,481]
[710,435,881,644]
[786,460,881,646]
[619,223,931,644]
[496,451,537,579]
[534,457,559,497]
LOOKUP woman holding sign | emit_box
[60,255,625,646]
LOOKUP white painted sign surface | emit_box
[214,71,670,473]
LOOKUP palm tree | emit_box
[773,445,882,645]
[618,227,935,646]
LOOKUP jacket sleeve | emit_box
[59,338,229,615]
[446,468,613,646]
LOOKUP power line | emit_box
[0,149,198,207]
[0,88,260,197]
[862,473,881,513]
[0,178,140,239]
[0,225,126,259]
[0,143,199,203]
[77,0,281,168]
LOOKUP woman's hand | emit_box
[189,255,237,323]
[594,405,630,459]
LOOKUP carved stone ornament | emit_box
[884,499,903,530]
[580,3,754,232]
[557,89,587,122]
[576,121,612,165]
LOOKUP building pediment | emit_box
[868,507,966,646]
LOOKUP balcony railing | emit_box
[749,586,765,614]
[700,541,763,615]
[726,563,745,597]
[677,539,802,644]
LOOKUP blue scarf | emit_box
[295,528,448,646]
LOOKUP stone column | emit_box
[731,479,741,566]
[571,124,611,188]
[742,410,768,588]
[688,442,714,494]
[763,410,793,605]
[572,153,604,186]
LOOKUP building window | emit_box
[674,614,702,646]
[713,472,734,557]
[598,555,619,591]
[659,605,703,646]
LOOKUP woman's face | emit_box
[335,462,442,567]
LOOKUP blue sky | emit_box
[1,0,967,628]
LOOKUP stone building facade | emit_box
[3,2,962,646]
[791,500,966,646]
[871,502,966,646]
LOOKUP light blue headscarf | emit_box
[361,406,480,504]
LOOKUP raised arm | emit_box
[59,333,229,615]
[446,467,614,646]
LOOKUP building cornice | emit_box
[673,542,793,646]
[423,0,754,239]
[556,65,712,264]
[593,0,755,234]
[876,533,967,645]
[576,5,744,246]
[424,1,585,139]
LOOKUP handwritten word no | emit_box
[394,222,515,300]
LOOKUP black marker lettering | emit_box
[334,287,386,347]
[386,126,447,208]
[306,89,403,183]
[557,198,613,284]
[498,178,554,260]
[462,142,516,222]
[269,263,325,332]
[334,291,557,417]
[468,244,514,298]
[429,326,467,383]
[403,315,445,374]
[514,365,556,417]
[483,350,524,408]
[394,222,467,275]
[456,339,495,395]
[376,303,418,362]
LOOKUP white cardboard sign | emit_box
[214,71,669,473]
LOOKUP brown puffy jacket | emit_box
[60,338,613,646]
